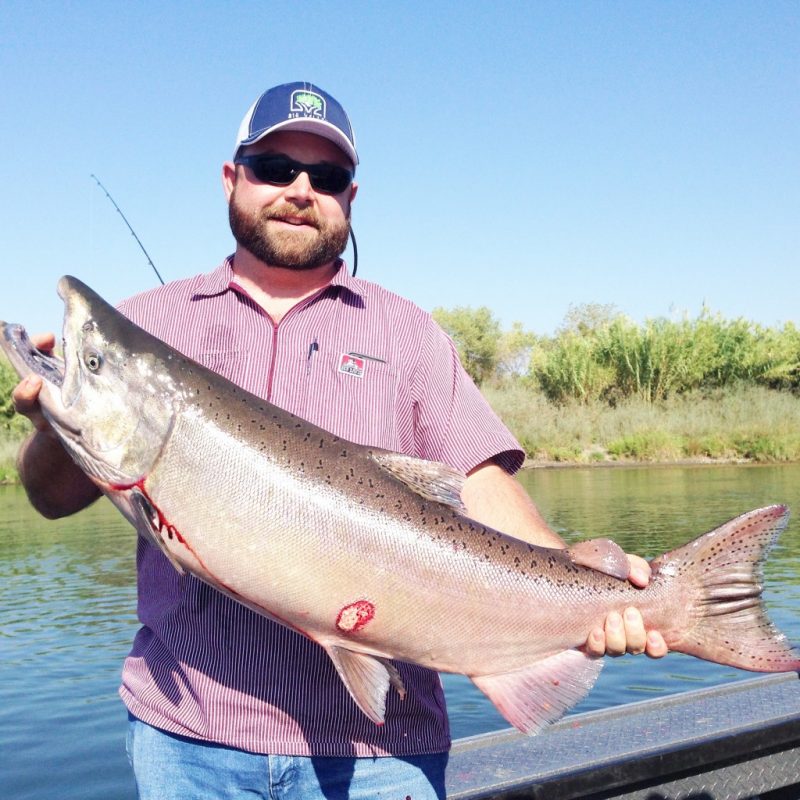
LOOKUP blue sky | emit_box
[1,1,797,337]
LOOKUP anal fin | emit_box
[471,649,603,735]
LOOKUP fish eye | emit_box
[85,352,103,371]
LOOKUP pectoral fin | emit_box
[129,488,186,575]
[326,646,407,725]
[471,649,604,735]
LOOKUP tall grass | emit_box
[533,311,800,404]
[483,383,800,464]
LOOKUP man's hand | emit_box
[11,332,102,519]
[11,332,57,432]
[585,554,669,658]
[459,462,670,660]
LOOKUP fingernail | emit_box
[608,612,622,629]
[624,608,639,623]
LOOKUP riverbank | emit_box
[2,384,798,484]
[484,383,800,465]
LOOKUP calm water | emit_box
[2,463,800,799]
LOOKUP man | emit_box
[13,82,666,799]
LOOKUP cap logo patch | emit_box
[338,353,365,378]
[290,89,326,120]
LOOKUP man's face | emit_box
[225,130,357,271]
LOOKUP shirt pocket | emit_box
[298,350,403,451]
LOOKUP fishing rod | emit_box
[92,173,358,281]
[90,174,165,285]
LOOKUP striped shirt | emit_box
[117,257,524,756]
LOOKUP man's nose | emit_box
[283,170,314,202]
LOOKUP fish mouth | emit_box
[0,323,65,387]
[0,322,85,438]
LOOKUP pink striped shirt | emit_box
[117,257,523,756]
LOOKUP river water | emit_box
[2,463,799,799]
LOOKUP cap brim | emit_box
[237,118,359,166]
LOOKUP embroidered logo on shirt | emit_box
[338,353,365,378]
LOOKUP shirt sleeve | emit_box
[410,317,525,475]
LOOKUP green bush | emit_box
[534,333,614,404]
[0,355,30,437]
[432,306,501,386]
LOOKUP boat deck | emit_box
[447,672,800,799]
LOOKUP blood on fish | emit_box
[336,600,375,633]
[110,477,187,544]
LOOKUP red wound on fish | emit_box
[336,600,375,633]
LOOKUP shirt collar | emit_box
[192,256,366,301]
[192,257,236,298]
[328,260,366,299]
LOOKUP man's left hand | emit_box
[585,554,669,658]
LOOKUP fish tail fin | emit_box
[654,504,800,672]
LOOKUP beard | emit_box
[228,191,351,271]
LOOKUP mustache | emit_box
[260,203,321,228]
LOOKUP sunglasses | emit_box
[234,154,354,195]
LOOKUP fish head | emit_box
[1,276,177,488]
[52,275,179,487]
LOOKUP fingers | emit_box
[11,374,50,432]
[585,626,606,658]
[12,374,42,410]
[583,553,666,658]
[585,608,668,659]
[30,332,57,353]
[10,332,57,433]
[645,629,668,658]
[626,554,652,588]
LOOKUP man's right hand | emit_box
[11,332,102,518]
[11,333,57,432]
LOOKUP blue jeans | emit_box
[126,716,448,799]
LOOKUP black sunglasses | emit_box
[234,154,354,195]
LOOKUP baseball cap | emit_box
[234,82,358,166]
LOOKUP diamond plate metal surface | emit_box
[447,673,800,800]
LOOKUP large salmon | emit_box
[2,276,798,734]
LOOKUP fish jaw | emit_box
[0,322,65,387]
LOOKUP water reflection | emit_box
[2,463,799,798]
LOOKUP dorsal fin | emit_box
[371,452,467,513]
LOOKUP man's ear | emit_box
[222,161,236,202]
